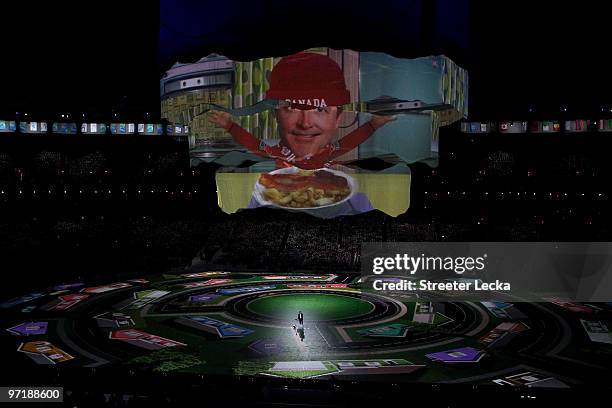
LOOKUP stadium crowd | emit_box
[1,125,611,297]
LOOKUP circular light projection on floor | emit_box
[246,293,374,322]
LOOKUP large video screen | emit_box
[161,49,467,218]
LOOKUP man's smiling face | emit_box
[276,105,342,158]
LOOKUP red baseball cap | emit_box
[266,52,350,107]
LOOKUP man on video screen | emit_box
[209,52,395,169]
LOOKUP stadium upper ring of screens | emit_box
[461,119,612,133]
[0,120,188,136]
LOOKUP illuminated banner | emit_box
[166,124,187,135]
[499,121,527,133]
[81,123,107,134]
[19,122,48,134]
[528,120,561,133]
[110,123,136,134]
[597,119,612,132]
[52,122,77,134]
[138,123,164,135]
[461,122,494,133]
[564,120,590,132]
[0,120,17,132]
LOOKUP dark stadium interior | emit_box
[1,1,612,407]
[3,129,611,296]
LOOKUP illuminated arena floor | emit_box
[2,271,612,387]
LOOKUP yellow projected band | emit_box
[215,171,411,217]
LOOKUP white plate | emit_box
[253,167,357,210]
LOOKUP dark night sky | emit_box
[1,1,610,119]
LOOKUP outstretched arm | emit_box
[330,115,396,159]
[369,114,397,130]
[208,110,265,153]
[208,110,233,131]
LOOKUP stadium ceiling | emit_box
[159,0,469,68]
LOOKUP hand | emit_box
[208,110,233,130]
[369,114,397,130]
